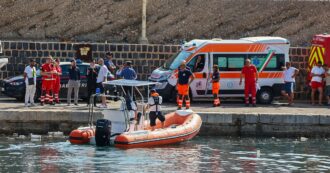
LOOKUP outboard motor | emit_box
[95,119,111,146]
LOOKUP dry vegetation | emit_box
[0,0,329,46]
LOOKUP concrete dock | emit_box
[0,97,330,137]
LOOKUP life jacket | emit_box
[150,93,161,112]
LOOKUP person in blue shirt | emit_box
[117,61,137,99]
[117,61,137,80]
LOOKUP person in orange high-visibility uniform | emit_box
[239,59,258,107]
[177,62,195,110]
[211,65,221,107]
[53,58,62,104]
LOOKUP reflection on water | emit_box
[1,137,330,172]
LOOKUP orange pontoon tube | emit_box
[114,111,202,148]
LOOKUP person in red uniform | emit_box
[40,56,56,105]
[211,65,221,107]
[239,59,258,107]
[53,58,62,104]
[177,62,195,110]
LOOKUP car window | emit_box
[78,65,88,76]
[60,65,71,76]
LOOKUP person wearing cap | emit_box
[24,59,37,107]
[105,52,116,74]
[117,61,137,80]
[239,59,258,107]
[117,61,137,99]
[40,56,56,106]
[67,59,81,106]
[176,61,195,110]
[211,64,221,107]
[147,89,165,131]
[311,61,325,105]
[53,58,62,104]
[96,58,109,108]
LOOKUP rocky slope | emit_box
[0,0,329,46]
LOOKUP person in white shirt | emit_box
[146,89,165,131]
[281,62,299,105]
[24,59,37,107]
[311,61,325,105]
[96,58,109,108]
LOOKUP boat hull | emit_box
[114,111,202,148]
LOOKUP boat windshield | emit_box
[162,51,192,70]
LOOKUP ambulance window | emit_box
[213,54,227,70]
[187,55,205,72]
[228,57,245,71]
[217,57,227,70]
[248,54,284,71]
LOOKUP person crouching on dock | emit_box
[211,65,221,107]
[147,89,165,131]
[177,62,195,110]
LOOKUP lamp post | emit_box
[139,0,149,44]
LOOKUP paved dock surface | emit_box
[0,96,329,115]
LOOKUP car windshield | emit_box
[162,51,192,70]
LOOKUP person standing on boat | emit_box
[211,65,221,107]
[87,59,99,106]
[53,58,62,104]
[24,59,37,107]
[239,59,258,107]
[177,61,195,110]
[117,61,137,99]
[147,89,165,131]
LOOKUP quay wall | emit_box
[0,41,310,99]
[1,110,330,138]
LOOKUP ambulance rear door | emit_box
[186,53,209,97]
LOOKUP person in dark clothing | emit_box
[87,60,99,106]
[104,52,116,74]
[194,55,205,72]
[67,59,81,106]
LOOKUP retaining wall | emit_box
[1,109,330,137]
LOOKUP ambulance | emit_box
[149,37,290,104]
[306,34,330,84]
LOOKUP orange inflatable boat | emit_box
[114,110,202,148]
[69,127,95,145]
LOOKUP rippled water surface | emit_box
[1,137,330,172]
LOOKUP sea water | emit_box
[1,136,330,172]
